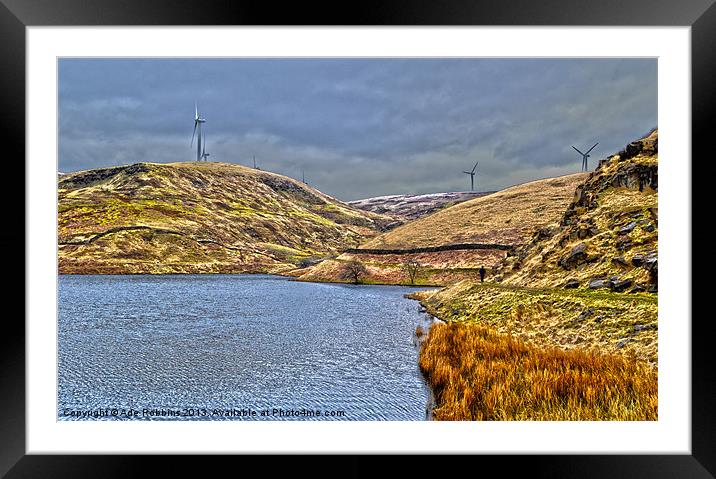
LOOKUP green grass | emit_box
[414,281,657,365]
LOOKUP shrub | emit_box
[341,260,368,284]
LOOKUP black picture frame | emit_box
[4,0,710,476]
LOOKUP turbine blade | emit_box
[195,103,198,120]
[463,171,472,175]
[586,142,599,154]
[572,146,584,155]
[191,122,197,147]
[472,161,479,173]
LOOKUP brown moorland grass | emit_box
[419,322,657,421]
[58,162,391,274]
[412,282,658,365]
[361,172,588,250]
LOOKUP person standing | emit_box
[479,266,486,283]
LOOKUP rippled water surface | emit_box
[58,275,434,420]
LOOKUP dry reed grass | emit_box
[419,322,657,421]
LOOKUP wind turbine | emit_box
[463,161,479,191]
[572,142,598,172]
[190,103,206,162]
[200,133,210,161]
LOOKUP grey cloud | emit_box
[59,58,656,200]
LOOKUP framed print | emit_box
[4,0,711,475]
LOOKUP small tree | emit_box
[403,259,422,285]
[341,260,368,284]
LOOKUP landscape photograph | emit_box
[58,58,658,421]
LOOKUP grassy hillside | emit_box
[361,173,587,250]
[412,281,657,366]
[58,162,391,274]
[498,129,658,291]
[300,173,586,286]
[411,130,659,420]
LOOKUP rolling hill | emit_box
[299,173,588,285]
[58,162,392,274]
[348,191,495,223]
[360,173,588,250]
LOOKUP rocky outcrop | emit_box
[562,131,657,229]
[499,130,658,292]
[617,129,658,160]
[559,242,589,269]
[59,163,150,190]
[562,161,657,227]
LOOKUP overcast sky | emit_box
[59,58,656,201]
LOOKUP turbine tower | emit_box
[572,142,598,172]
[463,161,479,191]
[190,103,206,162]
[201,133,210,161]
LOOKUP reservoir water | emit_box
[58,275,434,420]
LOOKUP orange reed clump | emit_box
[419,323,657,421]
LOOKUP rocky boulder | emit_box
[611,256,629,268]
[618,221,637,235]
[618,131,658,161]
[609,163,658,192]
[643,252,658,271]
[610,277,633,293]
[630,284,646,293]
[631,253,645,267]
[535,226,557,240]
[588,278,610,289]
[559,242,588,270]
[575,307,595,322]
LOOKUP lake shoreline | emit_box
[411,312,445,421]
[58,270,444,286]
